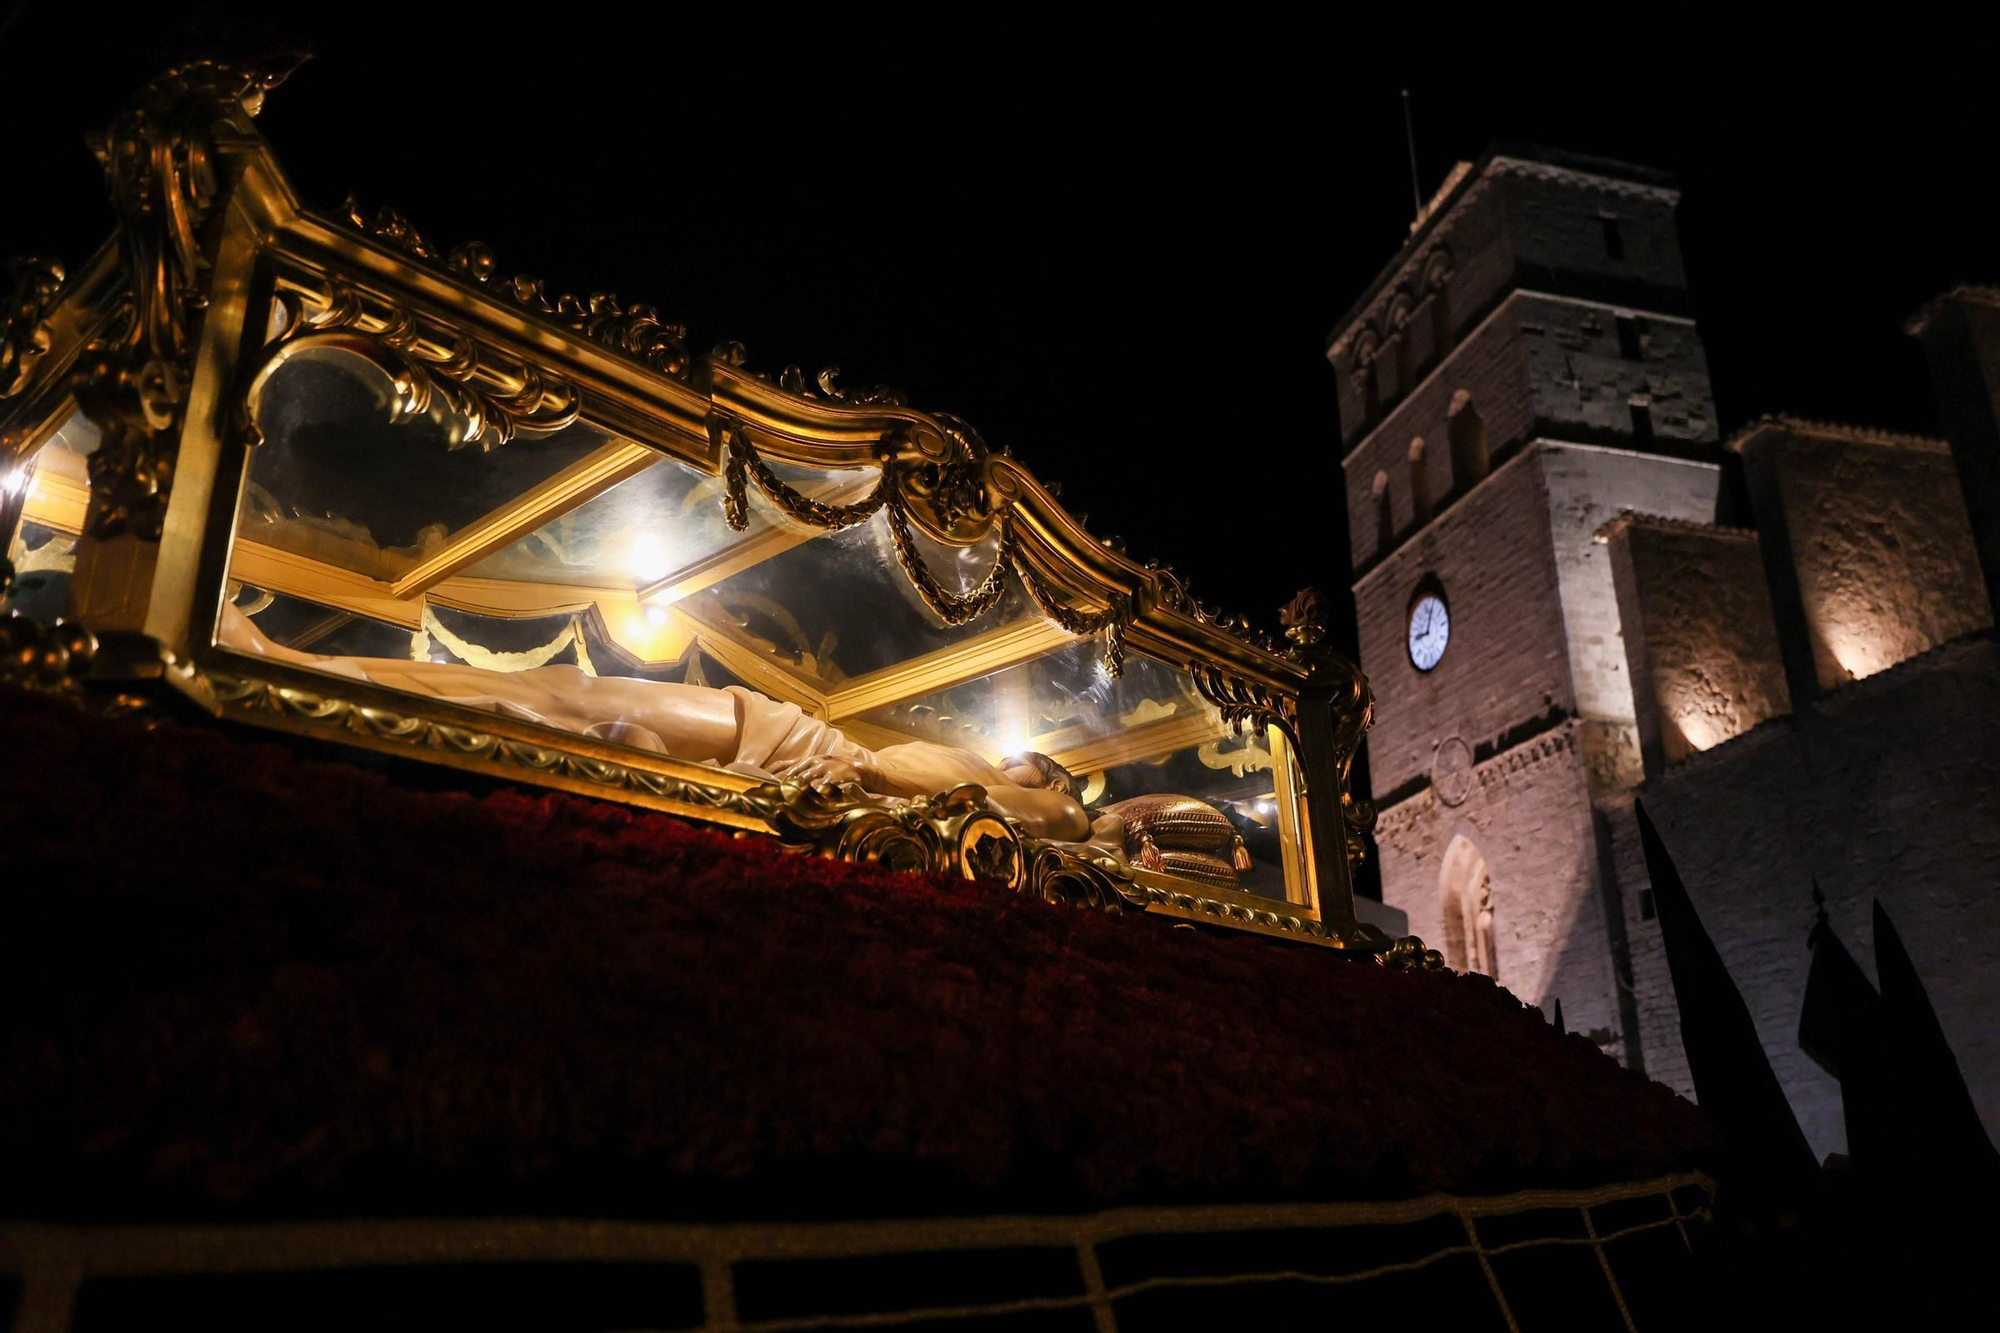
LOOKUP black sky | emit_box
[4,11,1991,655]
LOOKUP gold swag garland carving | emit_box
[714,420,1132,677]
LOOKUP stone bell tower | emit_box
[1327,146,1722,1068]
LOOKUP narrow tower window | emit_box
[1372,469,1394,553]
[1629,395,1654,442]
[1448,390,1488,487]
[1408,436,1432,522]
[1599,216,1625,260]
[1616,315,1644,361]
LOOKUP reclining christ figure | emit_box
[218,602,1094,841]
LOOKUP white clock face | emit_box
[1408,594,1450,671]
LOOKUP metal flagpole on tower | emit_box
[1401,89,1424,226]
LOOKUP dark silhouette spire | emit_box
[1551,997,1565,1035]
[1797,883,1883,1167]
[1872,900,2000,1179]
[1635,801,1819,1214]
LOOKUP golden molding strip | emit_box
[665,601,831,710]
[228,540,420,628]
[1038,709,1230,778]
[825,619,1078,720]
[388,440,659,597]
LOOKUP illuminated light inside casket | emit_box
[626,533,680,587]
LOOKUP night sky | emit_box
[5,13,1990,658]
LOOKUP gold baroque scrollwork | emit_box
[341,194,437,260]
[2,257,66,400]
[243,280,581,450]
[329,202,694,383]
[1025,843,1150,912]
[71,57,302,539]
[814,366,908,407]
[762,780,1026,888]
[1188,661,1299,746]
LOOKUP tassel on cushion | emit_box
[1137,831,1165,871]
[1231,834,1253,873]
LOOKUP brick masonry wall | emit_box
[1331,180,1512,451]
[1375,722,1628,1061]
[1354,448,1572,801]
[1606,520,1790,769]
[1520,296,1715,443]
[1537,446,1725,791]
[1604,634,2000,1157]
[1744,427,1994,690]
[1342,300,1540,569]
[1496,170,1689,300]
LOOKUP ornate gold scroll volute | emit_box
[1025,843,1148,912]
[763,780,1026,889]
[70,58,300,539]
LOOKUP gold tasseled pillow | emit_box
[1101,794,1233,850]
[1100,794,1252,875]
[1154,849,1241,891]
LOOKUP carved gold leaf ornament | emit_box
[1,258,67,400]
[241,281,582,451]
[71,57,304,539]
[331,206,695,385]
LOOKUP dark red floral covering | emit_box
[0,685,1709,1222]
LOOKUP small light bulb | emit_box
[643,603,668,628]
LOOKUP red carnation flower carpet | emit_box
[0,685,1709,1222]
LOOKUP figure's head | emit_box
[1001,751,1081,801]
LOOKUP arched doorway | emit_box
[1439,835,1497,979]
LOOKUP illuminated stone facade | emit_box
[1332,146,1998,1156]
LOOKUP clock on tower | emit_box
[1408,592,1449,671]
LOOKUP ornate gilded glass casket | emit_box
[0,61,1403,956]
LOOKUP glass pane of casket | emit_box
[237,350,618,584]
[684,516,1037,688]
[220,348,1044,778]
[2,406,100,626]
[855,639,1303,902]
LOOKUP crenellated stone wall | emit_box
[1602,515,1791,770]
[1733,420,1992,693]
